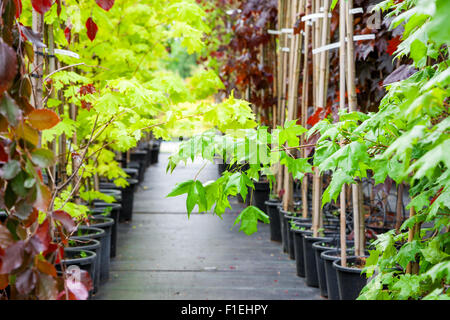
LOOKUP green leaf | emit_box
[232,205,269,236]
[2,160,21,180]
[31,148,55,168]
[167,180,194,197]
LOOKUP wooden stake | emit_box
[345,0,364,257]
[301,0,312,219]
[338,0,347,267]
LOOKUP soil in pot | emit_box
[333,256,368,300]
[65,239,101,294]
[82,217,114,284]
[90,202,122,258]
[264,199,282,242]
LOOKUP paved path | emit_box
[95,142,321,300]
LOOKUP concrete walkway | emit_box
[95,141,321,300]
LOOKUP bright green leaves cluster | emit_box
[359,231,450,300]
[167,179,207,217]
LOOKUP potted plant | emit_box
[264,195,282,242]
[333,255,368,300]
[82,217,115,284]
[71,226,108,285]
[65,239,101,294]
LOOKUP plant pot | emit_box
[252,181,270,212]
[57,249,96,299]
[65,239,101,294]
[89,202,122,258]
[313,240,355,298]
[71,226,107,286]
[333,256,368,300]
[83,217,114,284]
[264,199,282,242]
[302,234,335,287]
[150,145,159,164]
[127,161,144,184]
[292,228,309,277]
[99,178,138,222]
[123,167,139,181]
[281,210,311,259]
[98,188,122,202]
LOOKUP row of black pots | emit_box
[263,199,369,300]
[57,144,159,297]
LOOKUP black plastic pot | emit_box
[84,217,114,284]
[100,178,138,222]
[90,202,122,257]
[123,167,139,181]
[150,145,160,164]
[252,181,270,212]
[333,256,368,300]
[128,160,145,184]
[302,234,335,287]
[98,188,122,202]
[71,226,108,286]
[292,228,309,277]
[281,210,311,259]
[65,239,101,294]
[264,199,282,242]
[57,249,96,298]
[312,238,353,297]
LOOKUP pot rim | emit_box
[66,238,101,251]
[60,249,96,265]
[85,216,114,228]
[321,248,357,261]
[332,256,368,273]
[73,226,106,239]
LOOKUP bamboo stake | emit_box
[301,0,312,219]
[312,0,329,237]
[339,0,347,267]
[345,0,364,257]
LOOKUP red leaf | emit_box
[65,277,88,300]
[64,27,71,44]
[86,17,98,42]
[95,0,114,11]
[0,241,25,273]
[52,210,76,233]
[0,274,8,290]
[0,140,8,163]
[28,109,60,130]
[36,259,57,277]
[80,100,93,111]
[13,0,22,19]
[15,268,37,295]
[34,218,51,253]
[78,83,96,96]
[0,42,18,95]
[31,0,53,15]
[34,183,51,212]
[307,107,323,126]
[386,36,401,56]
